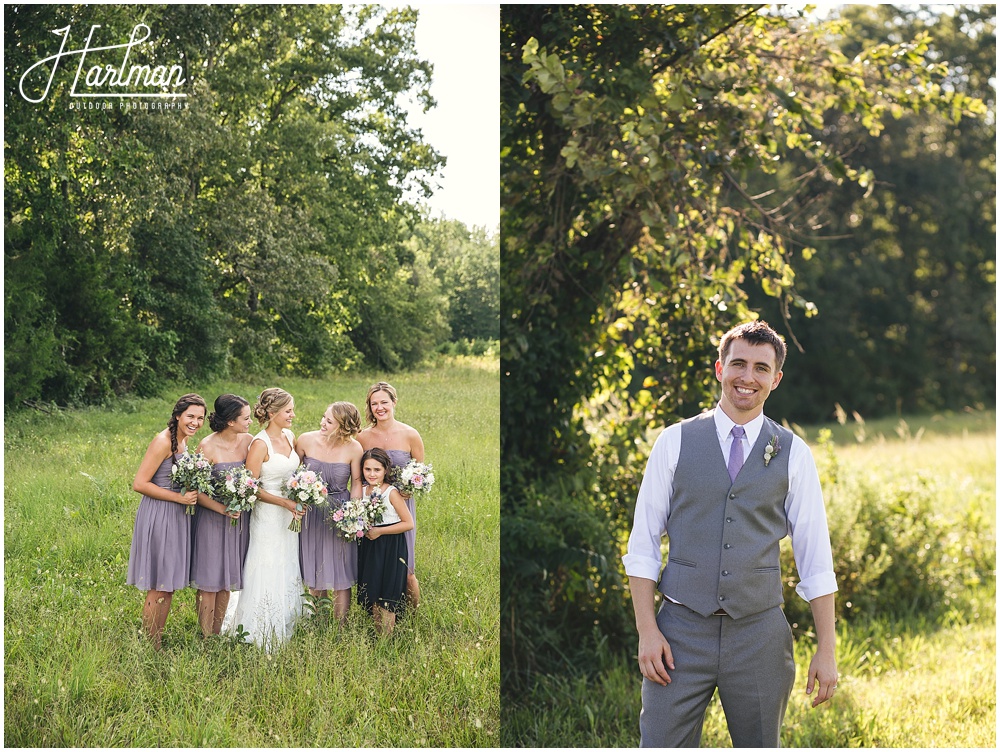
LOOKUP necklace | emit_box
[216,433,242,456]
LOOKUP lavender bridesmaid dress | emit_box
[189,460,248,592]
[126,455,191,592]
[299,457,356,590]
[386,449,415,574]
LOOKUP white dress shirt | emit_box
[623,406,838,603]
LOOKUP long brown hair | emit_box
[168,393,207,464]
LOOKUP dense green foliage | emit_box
[779,426,995,629]
[4,361,499,745]
[749,6,996,422]
[500,3,990,690]
[5,5,499,406]
[409,220,500,343]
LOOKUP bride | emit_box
[227,387,306,651]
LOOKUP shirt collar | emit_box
[714,404,765,447]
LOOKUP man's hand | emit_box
[805,650,838,707]
[629,576,675,686]
[638,625,674,686]
[806,592,838,707]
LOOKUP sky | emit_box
[403,3,499,232]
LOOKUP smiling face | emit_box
[319,408,338,436]
[178,405,206,438]
[271,400,295,429]
[715,339,783,423]
[363,458,387,486]
[229,405,252,434]
[368,390,395,424]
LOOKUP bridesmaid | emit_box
[358,381,425,610]
[126,393,207,650]
[296,401,364,623]
[190,394,254,638]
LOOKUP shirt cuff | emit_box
[622,553,663,582]
[795,571,838,603]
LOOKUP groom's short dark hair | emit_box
[719,321,787,371]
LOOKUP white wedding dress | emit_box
[225,428,304,652]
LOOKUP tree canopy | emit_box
[6,4,497,406]
[500,3,990,688]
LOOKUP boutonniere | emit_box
[763,435,780,466]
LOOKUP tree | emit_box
[5,4,445,404]
[409,217,500,342]
[500,4,985,688]
[747,5,996,422]
[5,4,181,403]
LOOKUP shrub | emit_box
[781,433,996,629]
[501,470,632,692]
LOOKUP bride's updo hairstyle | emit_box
[254,387,293,426]
[209,394,250,433]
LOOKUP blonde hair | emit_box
[253,387,293,426]
[326,401,362,442]
[364,381,397,426]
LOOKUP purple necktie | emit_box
[727,425,745,482]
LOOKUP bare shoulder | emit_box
[196,432,216,459]
[347,438,364,458]
[247,435,269,460]
[397,421,422,441]
[136,430,173,475]
[147,429,173,456]
[357,427,376,449]
[296,430,320,450]
[398,422,424,456]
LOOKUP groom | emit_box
[622,321,838,747]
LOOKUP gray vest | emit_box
[657,410,793,619]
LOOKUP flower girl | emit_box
[356,447,413,635]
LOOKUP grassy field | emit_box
[4,358,499,746]
[503,409,995,747]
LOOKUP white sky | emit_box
[403,3,499,232]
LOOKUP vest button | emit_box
[726,517,733,523]
[729,493,736,499]
[724,543,731,549]
[718,596,725,601]
[722,570,729,576]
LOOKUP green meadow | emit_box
[4,358,499,746]
[503,409,996,748]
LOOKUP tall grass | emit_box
[4,360,499,746]
[502,409,996,747]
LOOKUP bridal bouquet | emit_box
[213,466,260,526]
[170,450,214,515]
[328,486,385,541]
[394,460,435,499]
[281,465,328,533]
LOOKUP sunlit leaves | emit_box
[501,2,990,684]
